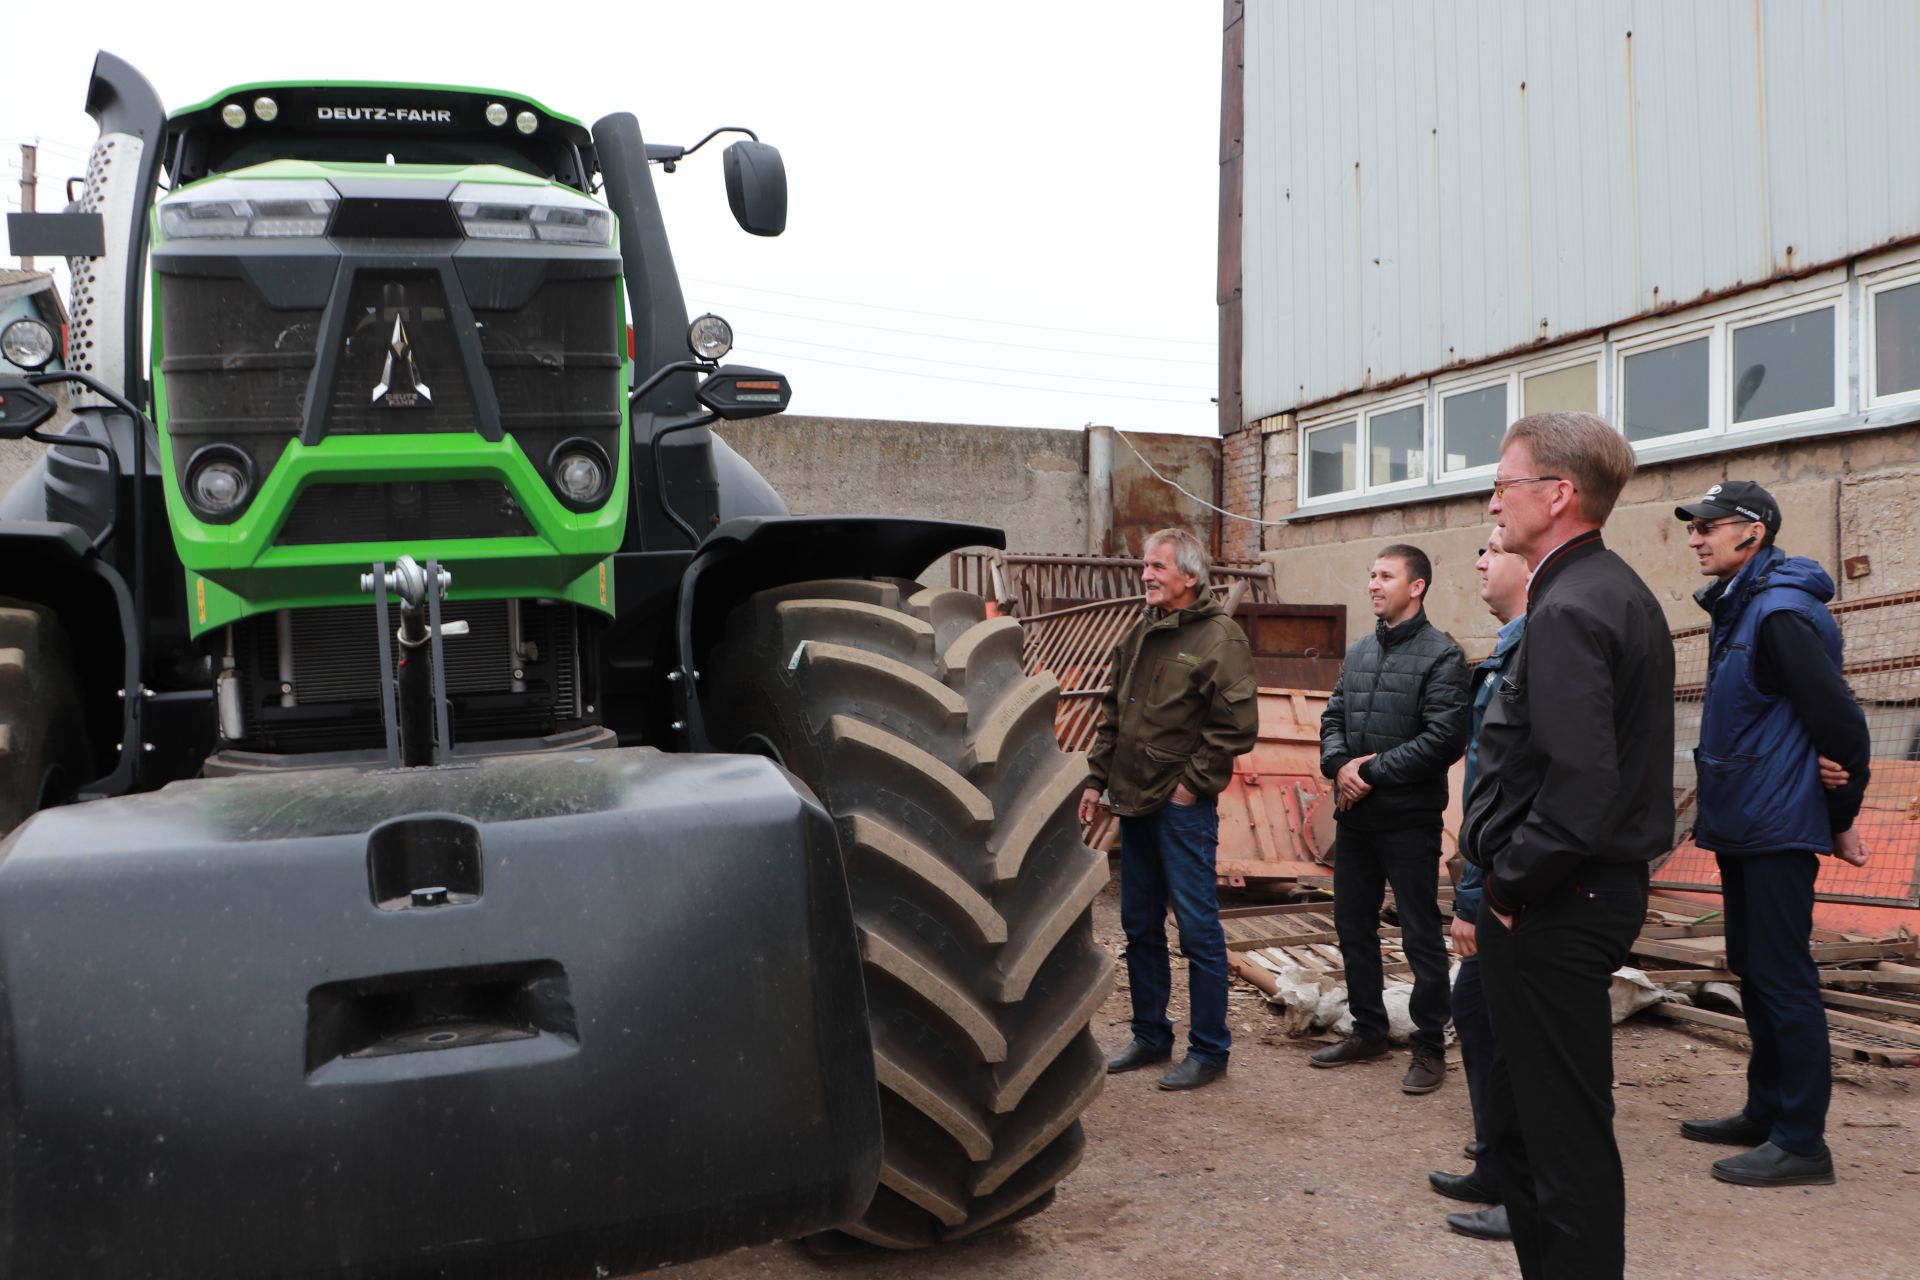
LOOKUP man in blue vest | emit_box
[1674,480,1872,1188]
[1430,527,1528,1243]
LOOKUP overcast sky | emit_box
[1,1,1223,436]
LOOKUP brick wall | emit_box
[1219,425,1264,560]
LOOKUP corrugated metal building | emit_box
[1218,0,1920,658]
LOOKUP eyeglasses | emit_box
[1683,517,1746,537]
[1490,474,1564,499]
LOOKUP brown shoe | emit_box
[1308,1035,1390,1068]
[1402,1054,1445,1094]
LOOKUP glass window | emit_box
[1305,420,1356,498]
[1522,361,1598,415]
[1622,337,1709,441]
[1874,281,1920,399]
[1367,405,1425,484]
[1731,308,1834,423]
[1441,384,1506,472]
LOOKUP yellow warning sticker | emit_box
[598,561,608,607]
[196,576,206,625]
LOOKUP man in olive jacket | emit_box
[1314,544,1470,1094]
[1080,528,1259,1091]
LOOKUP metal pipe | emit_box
[1087,425,1113,556]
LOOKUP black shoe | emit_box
[1711,1141,1836,1188]
[1402,1053,1445,1095]
[1464,1139,1486,1162]
[1681,1112,1771,1147]
[1157,1056,1226,1091]
[1446,1205,1512,1242]
[1428,1169,1496,1203]
[1308,1035,1390,1068]
[1106,1040,1173,1074]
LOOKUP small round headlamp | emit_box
[548,439,611,509]
[184,446,253,520]
[485,102,509,127]
[688,313,733,361]
[253,97,279,123]
[515,111,539,136]
[221,103,247,129]
[1,318,57,372]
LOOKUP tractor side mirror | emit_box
[722,140,787,237]
[697,366,790,420]
[0,376,58,439]
[5,212,106,259]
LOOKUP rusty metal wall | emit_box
[1241,0,1920,420]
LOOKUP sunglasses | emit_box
[1491,474,1564,499]
[1683,517,1748,537]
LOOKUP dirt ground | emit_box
[679,881,1918,1280]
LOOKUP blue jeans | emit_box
[1118,799,1230,1066]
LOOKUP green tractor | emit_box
[0,52,1109,1278]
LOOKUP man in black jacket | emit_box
[1461,412,1674,1280]
[1315,544,1469,1094]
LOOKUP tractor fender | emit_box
[0,746,881,1278]
[0,520,139,801]
[671,515,1005,750]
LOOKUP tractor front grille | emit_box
[274,480,533,546]
[233,600,584,754]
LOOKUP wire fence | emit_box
[1662,587,1920,908]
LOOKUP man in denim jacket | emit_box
[1429,527,1527,1243]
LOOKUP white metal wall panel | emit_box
[1242,0,1920,420]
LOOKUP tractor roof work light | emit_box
[253,96,279,122]
[221,103,246,129]
[485,102,509,127]
[515,111,538,135]
[1,319,57,372]
[688,314,733,361]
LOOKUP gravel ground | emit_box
[677,881,1918,1280]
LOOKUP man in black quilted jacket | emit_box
[1315,544,1470,1094]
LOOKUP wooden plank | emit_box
[1218,901,1334,919]
[1649,1002,1919,1066]
[1821,989,1920,1020]
[1820,1008,1920,1049]
[1809,941,1914,963]
[1228,926,1395,952]
[1637,921,1729,940]
[1636,968,1738,983]
[1631,938,1728,965]
[1821,969,1920,988]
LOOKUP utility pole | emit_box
[17,143,36,271]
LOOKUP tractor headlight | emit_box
[548,439,610,509]
[156,178,336,240]
[185,446,253,520]
[1,318,57,371]
[450,183,612,245]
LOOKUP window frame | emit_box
[1433,368,1515,481]
[1863,261,1920,410]
[1299,414,1362,504]
[1723,288,1847,433]
[1358,390,1431,494]
[1613,325,1718,448]
[1516,346,1605,420]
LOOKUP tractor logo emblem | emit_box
[371,315,432,409]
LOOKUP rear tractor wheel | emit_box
[707,578,1113,1247]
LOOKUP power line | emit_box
[742,332,1213,392]
[687,295,1217,365]
[753,347,1208,406]
[683,274,1217,347]
[1112,426,1287,526]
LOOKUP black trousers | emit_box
[1720,851,1830,1156]
[1478,861,1647,1280]
[1331,822,1450,1057]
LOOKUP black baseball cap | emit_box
[1674,480,1781,532]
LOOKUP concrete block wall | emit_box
[1254,421,1920,661]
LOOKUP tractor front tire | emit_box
[0,598,92,836]
[707,578,1113,1248]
